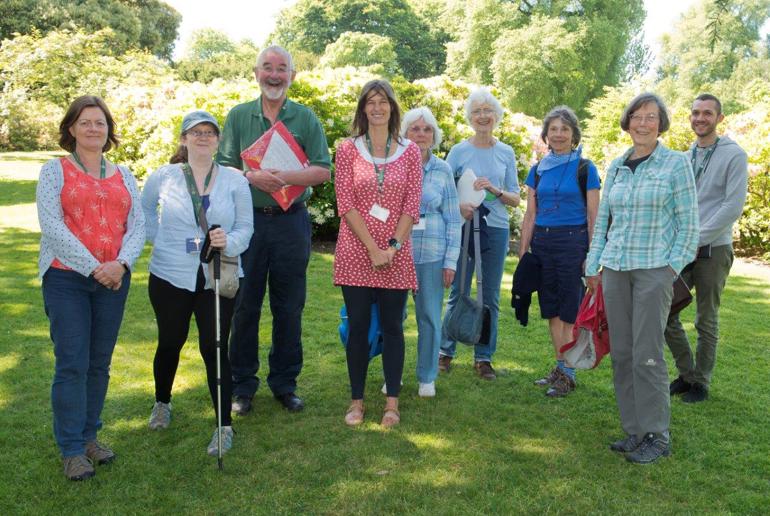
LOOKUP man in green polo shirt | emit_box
[218,45,331,414]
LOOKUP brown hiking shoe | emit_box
[474,361,496,380]
[545,369,576,397]
[438,355,452,373]
[85,440,116,465]
[63,454,95,481]
[534,367,560,386]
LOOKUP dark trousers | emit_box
[229,206,311,398]
[148,270,234,426]
[341,286,408,399]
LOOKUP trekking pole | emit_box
[201,225,224,471]
[212,248,223,471]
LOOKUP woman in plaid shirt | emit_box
[401,107,462,398]
[585,93,698,465]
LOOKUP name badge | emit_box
[186,236,202,254]
[369,203,390,223]
[414,216,426,231]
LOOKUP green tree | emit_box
[656,0,770,105]
[444,0,645,116]
[175,30,259,83]
[271,0,446,79]
[0,0,181,60]
[319,32,399,75]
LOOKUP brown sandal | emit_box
[345,402,365,426]
[381,407,400,428]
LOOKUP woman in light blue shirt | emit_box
[401,107,462,398]
[585,93,698,465]
[141,111,253,457]
[438,88,521,380]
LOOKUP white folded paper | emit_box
[456,168,486,207]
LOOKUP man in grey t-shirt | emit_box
[666,93,748,403]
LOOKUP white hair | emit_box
[400,106,443,150]
[464,87,504,129]
[256,45,294,72]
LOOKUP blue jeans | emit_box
[441,226,509,362]
[229,207,311,397]
[414,260,445,383]
[42,268,130,457]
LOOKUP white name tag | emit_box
[369,203,390,223]
[414,216,426,231]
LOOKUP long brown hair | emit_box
[58,95,119,153]
[352,79,402,142]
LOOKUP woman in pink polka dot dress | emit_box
[334,80,422,428]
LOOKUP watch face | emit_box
[388,238,401,250]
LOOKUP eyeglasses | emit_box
[471,108,495,117]
[407,125,434,134]
[630,113,659,124]
[189,130,217,138]
[76,120,107,129]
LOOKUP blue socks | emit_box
[557,360,576,381]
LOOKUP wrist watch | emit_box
[117,258,129,271]
[388,238,402,251]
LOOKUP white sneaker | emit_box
[381,380,403,395]
[207,426,234,457]
[418,382,436,398]
[148,401,171,430]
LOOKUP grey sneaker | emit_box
[85,440,115,465]
[534,367,560,386]
[546,369,576,397]
[148,401,172,430]
[625,433,671,464]
[609,434,642,453]
[207,426,234,457]
[63,454,95,481]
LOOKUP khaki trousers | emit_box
[603,266,673,436]
[665,244,734,387]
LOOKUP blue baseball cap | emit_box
[181,110,220,134]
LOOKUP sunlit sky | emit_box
[166,0,698,63]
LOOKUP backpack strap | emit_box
[577,158,589,205]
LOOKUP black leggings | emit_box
[148,269,234,426]
[341,286,408,399]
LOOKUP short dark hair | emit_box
[694,93,722,115]
[58,95,119,153]
[620,92,671,134]
[352,79,402,141]
[540,105,581,148]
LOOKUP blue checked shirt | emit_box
[586,142,699,277]
[411,154,462,269]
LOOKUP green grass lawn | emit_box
[1,153,769,514]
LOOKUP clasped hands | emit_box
[368,246,397,271]
[93,261,125,291]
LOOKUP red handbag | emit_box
[559,284,610,369]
